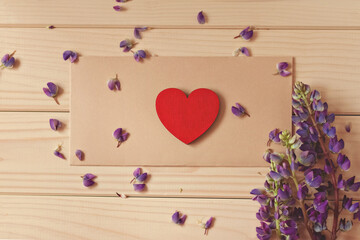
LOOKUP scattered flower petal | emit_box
[134,27,148,39]
[231,103,250,117]
[49,119,62,131]
[54,145,65,159]
[63,50,78,63]
[233,47,250,57]
[133,50,146,62]
[113,128,129,147]
[133,183,145,191]
[172,211,187,225]
[234,26,254,40]
[197,11,205,24]
[1,51,16,69]
[274,62,291,77]
[75,149,84,161]
[47,25,55,29]
[345,123,351,133]
[107,75,121,91]
[113,5,122,11]
[82,173,96,187]
[120,39,133,52]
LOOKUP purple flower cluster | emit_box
[252,81,359,240]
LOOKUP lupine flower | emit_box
[274,62,291,77]
[313,192,328,213]
[277,164,291,178]
[134,27,148,39]
[256,206,271,221]
[329,135,344,153]
[43,82,59,104]
[113,128,129,147]
[280,220,298,238]
[1,51,16,69]
[324,159,334,174]
[342,196,359,213]
[63,50,78,63]
[345,123,351,133]
[116,0,127,2]
[323,122,336,138]
[338,175,360,192]
[231,103,250,117]
[232,47,250,57]
[310,90,321,102]
[299,150,316,166]
[234,26,253,40]
[172,211,187,225]
[314,222,327,233]
[297,183,308,200]
[113,6,122,11]
[337,154,350,171]
[107,75,121,91]
[312,100,324,112]
[81,173,96,187]
[269,171,282,181]
[252,194,269,206]
[133,50,146,62]
[256,222,271,240]
[197,11,205,24]
[339,218,353,232]
[131,168,147,192]
[75,149,84,160]
[305,169,323,188]
[269,153,283,164]
[250,189,262,195]
[54,145,65,159]
[201,217,213,235]
[119,39,133,52]
[267,128,281,146]
[278,184,292,200]
[263,150,271,163]
[49,119,62,131]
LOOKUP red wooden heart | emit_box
[156,88,219,144]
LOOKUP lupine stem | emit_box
[287,152,316,240]
[302,94,339,240]
[274,182,281,238]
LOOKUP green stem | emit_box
[274,182,281,238]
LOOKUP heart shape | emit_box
[156,88,219,144]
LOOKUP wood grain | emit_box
[0,29,359,113]
[0,0,359,28]
[0,112,358,199]
[0,196,357,240]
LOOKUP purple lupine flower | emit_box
[116,0,127,2]
[130,168,148,183]
[277,163,290,178]
[329,135,344,153]
[345,123,351,133]
[263,150,271,163]
[346,177,360,192]
[75,149,84,160]
[172,211,187,225]
[197,11,205,24]
[267,128,281,146]
[203,217,213,235]
[312,100,324,112]
[233,47,250,57]
[54,149,65,159]
[113,5,122,11]
[107,76,121,91]
[299,151,316,166]
[256,206,271,221]
[322,123,336,138]
[314,222,327,233]
[313,192,328,214]
[63,50,78,63]
[342,196,359,213]
[324,159,334,174]
[275,62,291,77]
[231,103,250,117]
[250,189,262,196]
[256,222,271,240]
[280,220,298,239]
[134,27,148,39]
[234,26,254,40]
[1,51,16,69]
[278,184,292,200]
[297,183,308,200]
[43,82,58,98]
[310,90,321,102]
[133,50,146,62]
[339,218,353,232]
[119,39,133,52]
[82,173,96,187]
[252,194,268,206]
[337,153,350,171]
[305,169,323,188]
[133,184,146,191]
[269,171,282,181]
[49,119,62,131]
[113,128,129,147]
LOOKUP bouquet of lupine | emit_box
[251,81,359,240]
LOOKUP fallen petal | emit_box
[43,88,52,97]
[63,50,72,61]
[134,28,141,39]
[75,149,84,160]
[83,179,95,187]
[136,173,148,182]
[113,128,123,140]
[241,47,250,56]
[172,211,180,223]
[280,70,291,77]
[133,168,141,178]
[113,5,122,11]
[47,82,58,96]
[54,150,65,159]
[277,62,289,72]
[69,52,78,63]
[49,119,62,131]
[133,183,146,191]
[197,11,205,24]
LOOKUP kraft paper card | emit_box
[70,56,293,166]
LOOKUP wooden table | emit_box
[0,1,359,239]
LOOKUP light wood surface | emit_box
[1,1,360,239]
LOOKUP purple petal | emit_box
[178,215,187,224]
[54,150,65,159]
[197,11,205,24]
[113,5,122,11]
[63,50,72,61]
[137,50,146,59]
[136,173,148,182]
[205,217,213,229]
[280,70,291,77]
[108,79,115,90]
[350,182,360,192]
[69,52,78,63]
[83,173,96,180]
[75,149,84,160]
[277,62,288,71]
[345,123,351,133]
[120,132,129,142]
[133,183,146,191]
[134,52,140,62]
[240,47,250,56]
[47,82,58,95]
[250,189,262,195]
[113,128,123,140]
[172,211,180,223]
[43,88,52,97]
[4,57,15,68]
[231,106,242,116]
[133,168,141,178]
[120,40,128,48]
[114,80,121,90]
[49,119,61,131]
[116,0,127,2]
[1,54,9,63]
[241,30,253,40]
[134,28,141,39]
[83,179,95,187]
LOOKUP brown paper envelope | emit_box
[70,56,293,166]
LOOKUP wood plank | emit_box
[0,0,359,28]
[0,112,359,198]
[0,196,358,240]
[0,29,359,113]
